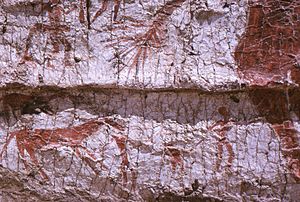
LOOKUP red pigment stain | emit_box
[249,89,300,181]
[236,0,300,181]
[272,121,300,180]
[235,1,300,86]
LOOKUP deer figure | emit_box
[0,116,126,180]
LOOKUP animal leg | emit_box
[216,141,223,171]
[75,147,103,175]
[25,146,49,180]
[91,0,109,23]
[117,149,129,185]
[225,140,234,168]
[113,0,122,21]
[16,142,30,171]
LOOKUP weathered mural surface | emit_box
[0,0,299,201]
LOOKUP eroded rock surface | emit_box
[0,0,247,89]
[0,0,299,201]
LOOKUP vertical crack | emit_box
[2,14,7,34]
[86,0,91,29]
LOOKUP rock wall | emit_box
[0,1,299,201]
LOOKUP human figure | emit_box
[208,107,235,171]
[21,0,76,67]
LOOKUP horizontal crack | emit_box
[1,83,299,127]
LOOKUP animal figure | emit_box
[0,117,126,180]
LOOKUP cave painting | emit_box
[0,0,299,186]
[18,0,189,71]
[164,144,184,172]
[235,0,300,180]
[21,0,76,67]
[208,107,235,171]
[105,0,187,72]
[79,0,122,24]
[20,0,122,67]
[0,117,133,182]
[10,0,189,72]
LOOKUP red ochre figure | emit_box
[21,0,121,67]
[112,135,129,185]
[79,0,122,23]
[0,117,126,180]
[106,0,187,71]
[21,0,76,67]
[164,144,184,172]
[111,134,137,190]
[208,107,235,171]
